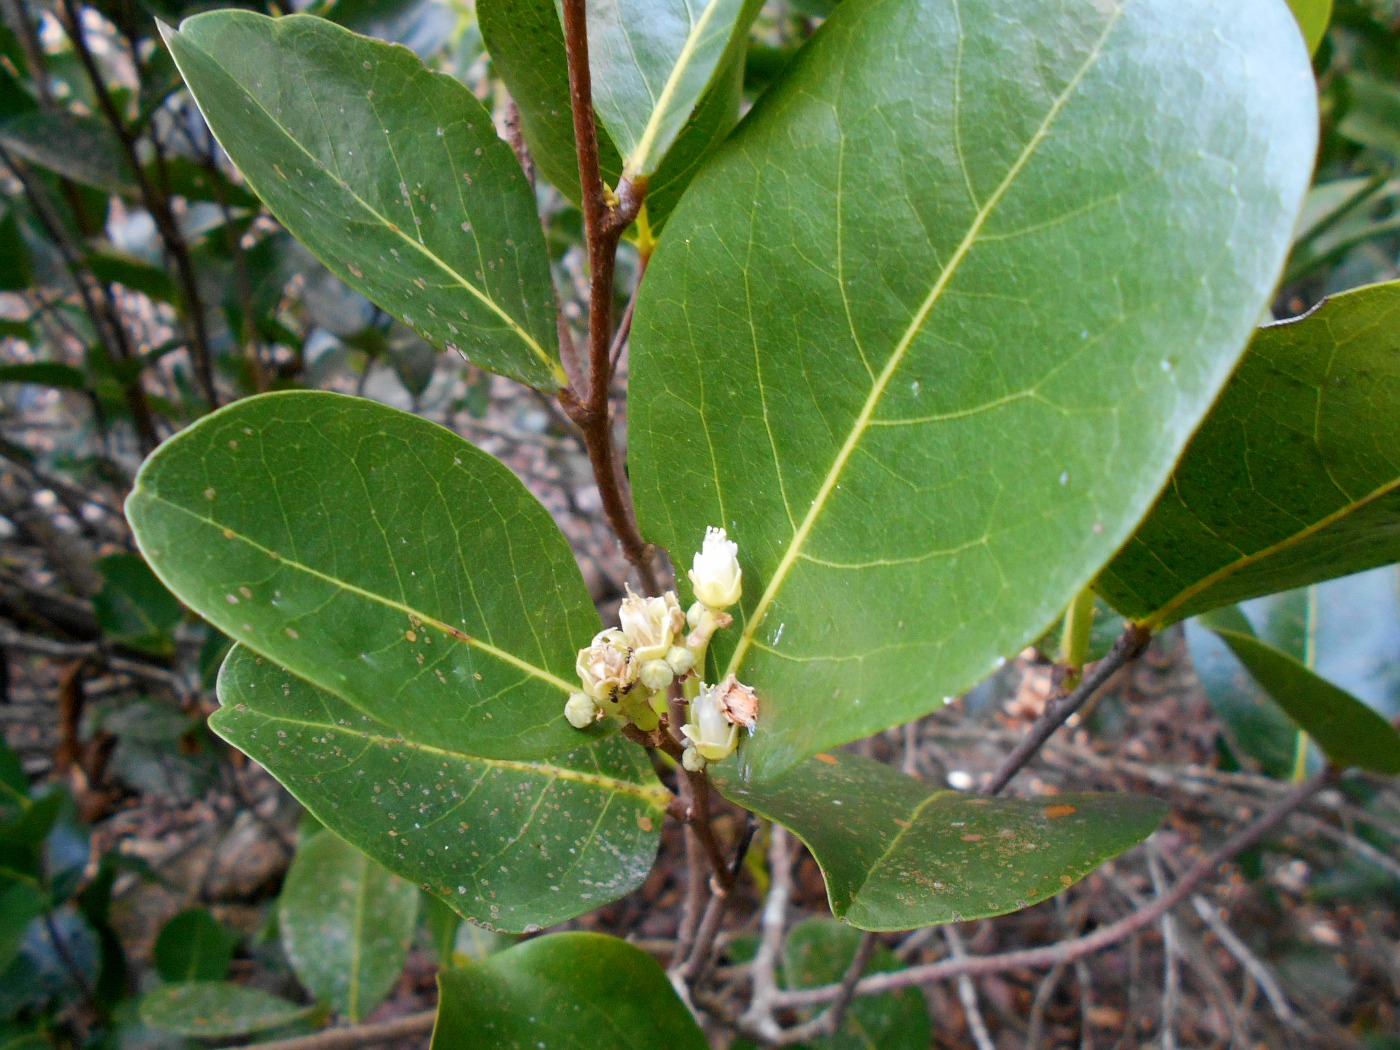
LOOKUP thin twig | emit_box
[1147,848,1180,1050]
[773,768,1339,1007]
[233,1011,436,1050]
[984,623,1151,795]
[945,927,996,1050]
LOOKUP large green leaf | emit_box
[127,390,599,762]
[584,0,758,179]
[783,918,930,1050]
[1097,282,1400,629]
[478,0,750,227]
[715,752,1166,931]
[161,12,565,389]
[153,909,238,983]
[215,646,666,932]
[279,830,418,1021]
[1197,612,1400,775]
[433,933,706,1050]
[630,0,1317,780]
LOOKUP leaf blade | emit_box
[631,0,1317,780]
[162,12,564,388]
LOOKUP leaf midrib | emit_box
[134,489,578,694]
[1142,472,1400,628]
[224,707,672,804]
[169,19,563,385]
[624,0,729,176]
[723,7,1126,681]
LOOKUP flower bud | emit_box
[681,679,741,763]
[564,692,599,729]
[688,527,742,610]
[682,746,707,772]
[576,628,636,702]
[639,658,674,691]
[618,586,684,663]
[664,645,695,676]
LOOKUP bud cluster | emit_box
[563,527,758,772]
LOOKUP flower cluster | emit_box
[564,527,758,771]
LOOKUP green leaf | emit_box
[1311,565,1400,723]
[214,646,666,932]
[88,251,179,304]
[0,884,46,977]
[0,208,32,292]
[715,752,1166,931]
[1096,281,1400,629]
[127,390,600,762]
[140,982,320,1039]
[630,0,1317,780]
[93,553,183,657]
[153,909,239,983]
[433,933,707,1050]
[1339,74,1400,160]
[0,363,86,390]
[783,918,930,1050]
[584,0,759,179]
[1198,612,1400,775]
[1287,0,1331,54]
[478,0,749,228]
[279,830,418,1021]
[0,110,137,196]
[162,12,565,389]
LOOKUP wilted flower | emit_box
[576,628,636,703]
[619,586,684,663]
[689,527,742,610]
[713,674,759,732]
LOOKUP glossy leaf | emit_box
[433,933,706,1050]
[1097,282,1400,628]
[783,918,930,1050]
[215,647,666,932]
[1287,0,1331,54]
[1310,565,1400,722]
[140,982,319,1038]
[279,830,418,1021]
[631,0,1317,780]
[162,12,565,389]
[715,752,1166,931]
[477,0,749,227]
[584,0,758,178]
[1198,611,1400,774]
[153,909,238,983]
[127,390,600,762]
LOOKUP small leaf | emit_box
[0,363,86,390]
[1097,282,1400,628]
[583,0,760,178]
[433,933,707,1050]
[88,251,179,304]
[153,909,239,984]
[162,12,565,389]
[0,110,136,196]
[279,830,418,1021]
[783,918,930,1050]
[0,884,47,977]
[478,0,748,227]
[1198,612,1400,775]
[631,0,1317,780]
[715,752,1166,931]
[214,647,666,933]
[0,208,32,292]
[1286,0,1331,54]
[93,553,183,657]
[140,982,319,1039]
[127,391,600,762]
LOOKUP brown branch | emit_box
[772,767,1340,1008]
[983,622,1151,795]
[232,1011,436,1050]
[556,0,656,593]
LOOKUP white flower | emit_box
[564,692,599,729]
[576,628,636,702]
[619,587,684,663]
[681,678,743,763]
[688,527,742,610]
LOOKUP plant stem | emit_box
[983,622,1151,795]
[232,1011,436,1050]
